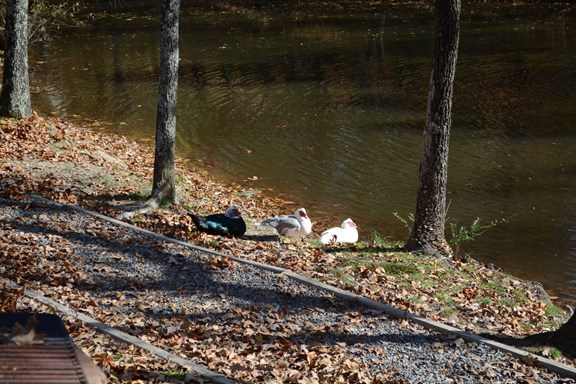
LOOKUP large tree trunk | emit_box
[504,310,576,357]
[405,0,461,257]
[0,0,32,118]
[549,312,576,350]
[151,0,180,205]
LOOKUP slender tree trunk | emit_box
[0,0,32,118]
[151,0,180,205]
[405,0,461,257]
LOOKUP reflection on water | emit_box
[30,5,576,304]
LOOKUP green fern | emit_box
[370,231,390,247]
[392,211,414,233]
[448,217,508,246]
[393,211,508,246]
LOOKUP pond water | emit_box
[29,4,576,304]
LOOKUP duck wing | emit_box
[226,216,247,236]
[320,227,342,245]
[190,213,246,237]
[260,215,301,236]
[320,226,358,245]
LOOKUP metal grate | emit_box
[0,313,88,384]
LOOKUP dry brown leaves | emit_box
[1,114,574,382]
[0,315,44,346]
[0,282,24,313]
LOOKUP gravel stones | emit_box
[1,199,574,383]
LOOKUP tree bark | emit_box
[0,0,32,118]
[151,0,180,205]
[549,311,576,348]
[405,0,461,257]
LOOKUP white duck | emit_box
[259,207,313,238]
[320,218,358,246]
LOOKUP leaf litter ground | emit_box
[1,114,575,383]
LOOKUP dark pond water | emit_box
[29,4,576,304]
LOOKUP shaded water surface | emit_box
[30,4,576,303]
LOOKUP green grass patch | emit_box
[161,198,174,207]
[519,321,535,331]
[475,296,493,305]
[308,238,323,248]
[440,306,458,318]
[499,297,518,308]
[132,216,145,223]
[370,231,390,247]
[514,290,528,301]
[100,174,112,187]
[174,173,185,186]
[383,263,419,276]
[127,192,148,202]
[339,255,419,277]
[485,281,507,295]
[434,290,458,307]
[545,303,566,318]
[203,239,221,248]
[330,268,356,287]
[409,294,423,304]
[525,346,564,361]
[161,370,186,379]
[460,263,477,275]
[546,347,563,360]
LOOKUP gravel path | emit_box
[1,199,574,383]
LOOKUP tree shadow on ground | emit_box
[480,331,576,359]
[1,203,347,314]
[242,234,280,242]
[324,245,405,254]
[87,192,153,214]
